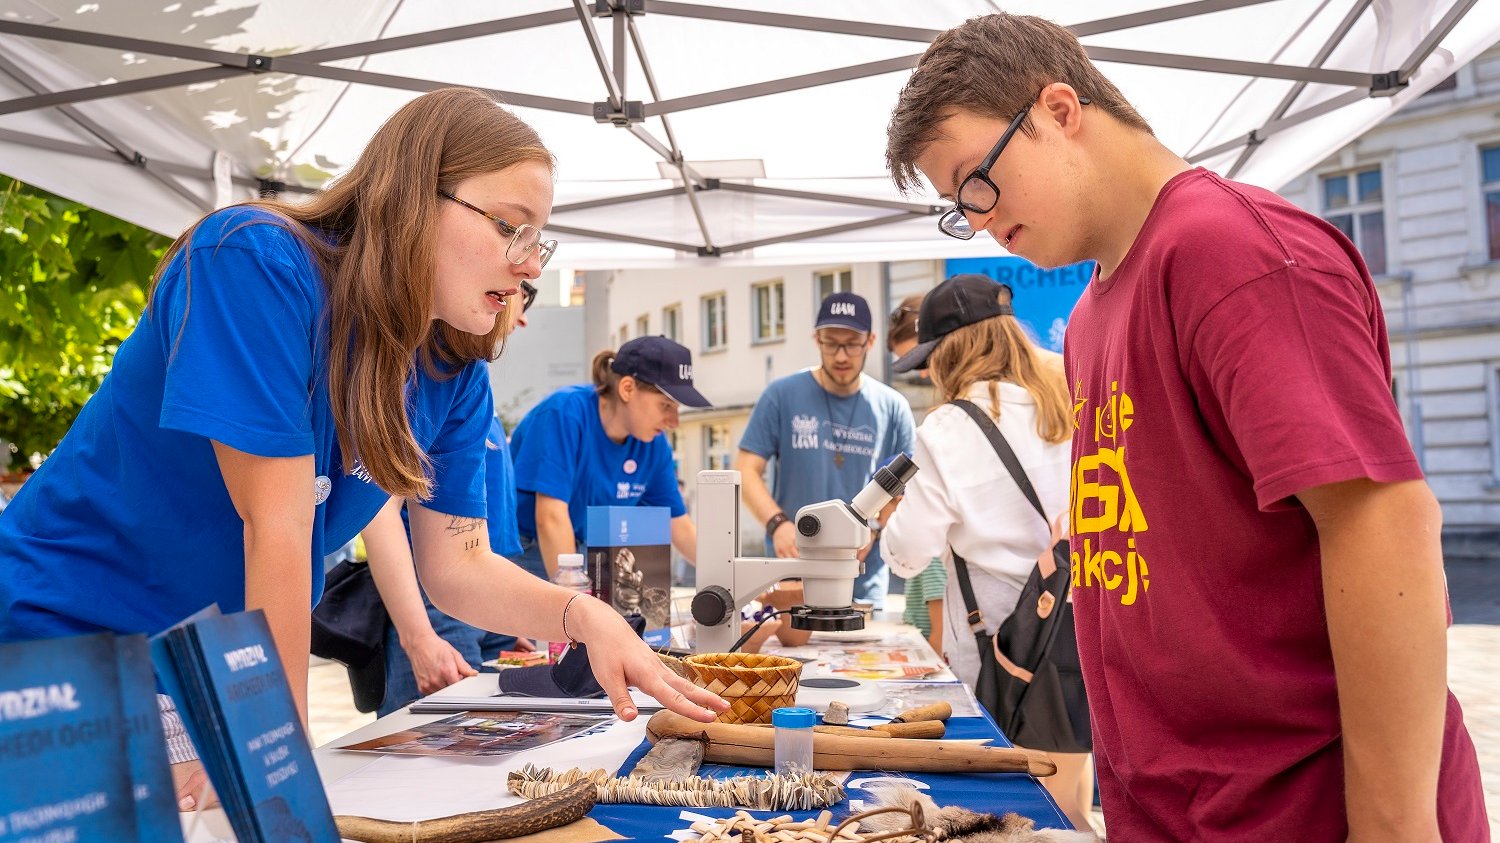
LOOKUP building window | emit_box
[617,324,628,346]
[1483,147,1500,262]
[752,280,785,343]
[1321,167,1386,274]
[701,293,727,351]
[703,422,733,470]
[662,304,682,342]
[815,268,852,305]
[636,313,650,338]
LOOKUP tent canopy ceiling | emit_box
[0,0,1495,268]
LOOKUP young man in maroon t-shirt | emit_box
[885,13,1488,843]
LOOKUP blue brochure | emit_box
[151,607,338,843]
[0,632,137,841]
[115,634,185,843]
[586,505,672,633]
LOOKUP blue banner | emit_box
[944,257,1095,352]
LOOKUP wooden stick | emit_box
[892,701,953,723]
[868,720,944,739]
[646,711,1056,776]
[748,723,892,739]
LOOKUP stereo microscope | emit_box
[690,455,918,654]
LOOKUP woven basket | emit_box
[681,653,802,725]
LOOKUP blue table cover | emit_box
[589,711,1071,839]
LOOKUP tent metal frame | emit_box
[0,0,1480,255]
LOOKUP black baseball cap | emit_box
[815,292,872,334]
[611,335,713,408]
[891,275,1014,374]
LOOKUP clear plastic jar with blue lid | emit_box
[772,706,816,777]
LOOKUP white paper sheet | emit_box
[324,717,648,821]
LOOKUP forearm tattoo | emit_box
[446,516,484,551]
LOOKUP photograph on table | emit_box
[816,647,946,680]
[866,681,983,720]
[340,711,614,757]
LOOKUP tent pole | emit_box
[1225,0,1375,178]
[1398,0,1481,80]
[0,51,209,212]
[0,67,242,117]
[716,182,942,215]
[1069,0,1282,37]
[1187,88,1367,164]
[624,13,716,254]
[714,212,924,256]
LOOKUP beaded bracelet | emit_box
[561,592,584,649]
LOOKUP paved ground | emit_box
[308,559,1500,836]
[1449,559,1500,837]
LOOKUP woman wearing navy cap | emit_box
[510,335,711,580]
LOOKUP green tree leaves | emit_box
[0,177,169,462]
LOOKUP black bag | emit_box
[949,399,1091,754]
[310,559,389,713]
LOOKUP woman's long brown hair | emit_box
[926,287,1070,444]
[149,88,553,499]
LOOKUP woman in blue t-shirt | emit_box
[0,87,725,807]
[511,336,711,578]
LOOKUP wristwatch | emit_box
[765,512,791,535]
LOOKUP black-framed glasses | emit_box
[937,91,1090,240]
[519,279,538,313]
[817,339,867,357]
[439,190,558,269]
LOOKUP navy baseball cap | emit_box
[611,336,712,408]
[892,275,1014,374]
[815,292,872,334]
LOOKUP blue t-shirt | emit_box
[738,370,915,562]
[0,207,492,643]
[511,384,686,542]
[483,417,524,559]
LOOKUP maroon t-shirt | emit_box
[1065,168,1487,841]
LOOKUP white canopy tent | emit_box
[0,0,1496,268]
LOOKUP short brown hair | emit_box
[887,14,1151,193]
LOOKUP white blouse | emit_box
[883,381,1070,591]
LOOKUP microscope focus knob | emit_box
[797,514,821,537]
[691,586,735,627]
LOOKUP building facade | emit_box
[581,260,939,553]
[1278,44,1500,555]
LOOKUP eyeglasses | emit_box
[817,339,868,357]
[439,190,558,269]
[937,90,1090,240]
[519,279,538,313]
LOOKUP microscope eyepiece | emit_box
[849,453,920,521]
[873,453,918,497]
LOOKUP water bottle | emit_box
[548,553,592,664]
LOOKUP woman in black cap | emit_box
[882,276,1094,837]
[510,335,711,588]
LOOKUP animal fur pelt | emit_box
[861,784,1096,842]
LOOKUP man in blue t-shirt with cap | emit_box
[736,292,916,609]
